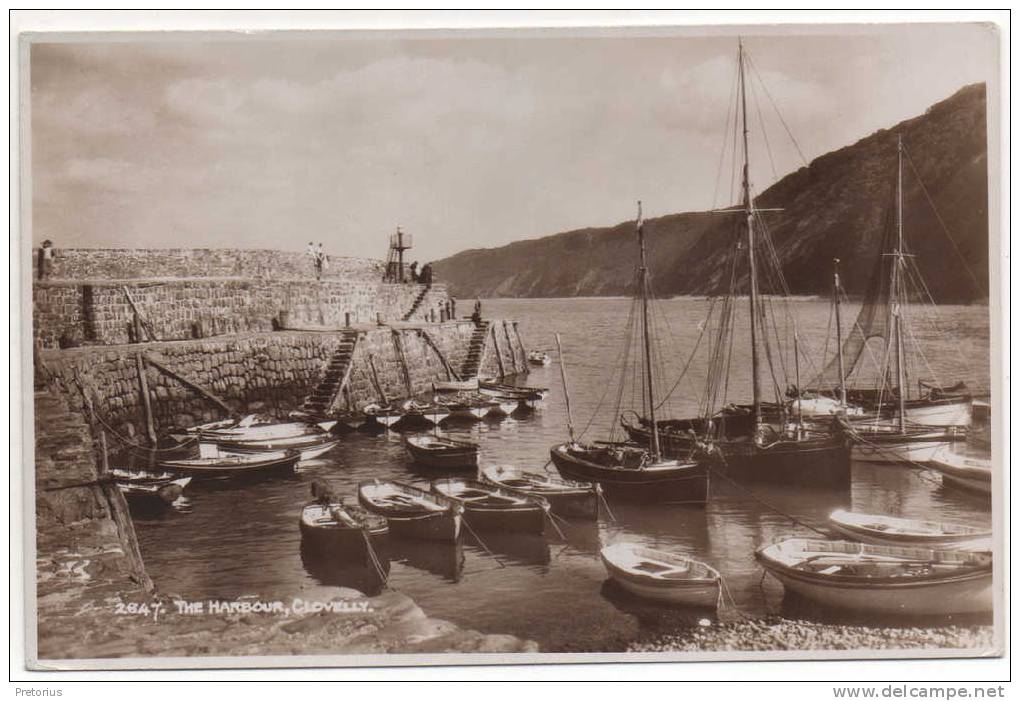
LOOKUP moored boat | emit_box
[433,379,479,392]
[201,434,340,461]
[299,497,389,557]
[755,538,992,616]
[927,448,992,495]
[399,400,451,427]
[362,403,405,429]
[433,395,496,420]
[358,479,463,541]
[158,449,300,480]
[601,543,721,608]
[841,419,967,464]
[527,351,552,366]
[184,415,334,441]
[111,468,191,507]
[431,477,548,534]
[405,434,479,470]
[550,441,709,505]
[479,464,600,519]
[828,509,991,551]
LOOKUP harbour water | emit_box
[133,297,993,652]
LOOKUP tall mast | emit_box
[554,333,576,443]
[738,39,763,431]
[636,201,661,459]
[833,258,847,408]
[894,135,907,432]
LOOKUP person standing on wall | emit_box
[409,261,419,283]
[314,242,325,280]
[39,240,54,280]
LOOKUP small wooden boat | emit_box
[550,442,708,505]
[527,351,551,366]
[431,477,548,534]
[478,383,546,410]
[601,543,721,608]
[358,479,463,541]
[484,398,520,417]
[755,538,993,615]
[928,448,992,495]
[362,403,405,429]
[159,450,300,480]
[828,509,991,551]
[433,379,479,392]
[111,468,191,507]
[405,434,479,470]
[299,486,389,556]
[184,415,333,441]
[201,434,340,461]
[479,464,600,519]
[434,396,495,420]
[843,419,967,464]
[399,400,451,427]
[334,410,369,431]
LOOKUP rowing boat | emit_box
[358,479,463,541]
[433,379,479,392]
[928,448,992,495]
[405,434,479,470]
[479,464,599,519]
[527,351,551,366]
[601,543,721,608]
[828,509,991,551]
[431,477,548,534]
[201,434,340,461]
[111,468,191,507]
[299,502,389,554]
[755,538,992,615]
[159,450,300,480]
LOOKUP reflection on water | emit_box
[134,298,992,652]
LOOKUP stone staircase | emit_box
[459,321,491,379]
[402,283,431,321]
[302,330,359,416]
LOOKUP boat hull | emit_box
[159,452,300,480]
[602,561,720,608]
[761,565,992,616]
[928,452,992,495]
[623,420,851,487]
[383,512,462,542]
[405,443,479,470]
[460,504,546,534]
[207,438,340,462]
[549,444,708,505]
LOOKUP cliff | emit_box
[434,83,989,303]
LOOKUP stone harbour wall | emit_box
[39,320,528,442]
[33,276,451,351]
[37,247,385,282]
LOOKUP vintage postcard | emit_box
[15,15,1005,676]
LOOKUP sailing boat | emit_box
[837,137,968,464]
[804,145,973,428]
[549,207,709,505]
[621,40,851,487]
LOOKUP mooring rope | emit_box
[596,486,617,523]
[459,517,507,568]
[359,529,390,588]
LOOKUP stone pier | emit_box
[29,247,534,663]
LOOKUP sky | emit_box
[29,23,998,263]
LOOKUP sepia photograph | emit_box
[13,11,1006,681]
